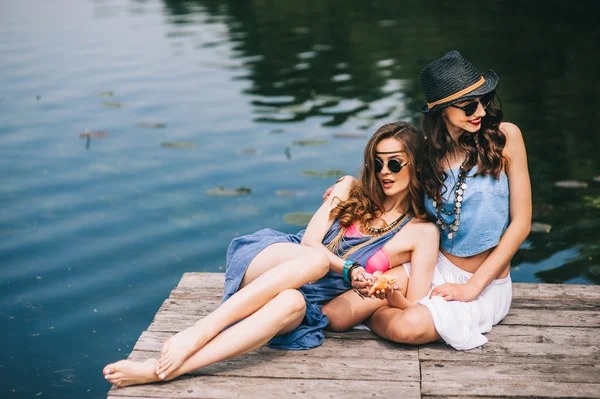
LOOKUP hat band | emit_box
[427,76,485,109]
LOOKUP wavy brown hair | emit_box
[330,121,428,227]
[421,93,507,203]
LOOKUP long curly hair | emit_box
[421,93,507,203]
[330,121,427,226]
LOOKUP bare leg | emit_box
[323,265,409,332]
[323,291,387,332]
[155,244,328,378]
[104,289,306,387]
[367,304,441,344]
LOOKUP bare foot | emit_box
[155,324,211,380]
[103,359,159,387]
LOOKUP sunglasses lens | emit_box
[388,159,402,173]
[374,158,383,172]
[481,92,493,108]
[464,102,478,117]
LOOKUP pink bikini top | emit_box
[344,224,391,274]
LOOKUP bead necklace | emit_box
[433,159,468,240]
[363,213,407,236]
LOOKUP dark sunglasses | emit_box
[374,158,409,173]
[450,92,494,117]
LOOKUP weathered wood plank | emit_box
[484,324,599,345]
[422,380,600,398]
[511,297,599,310]
[107,376,421,399]
[501,308,599,327]
[512,283,600,300]
[421,360,600,383]
[127,348,419,382]
[419,341,599,365]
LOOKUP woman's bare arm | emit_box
[301,177,356,276]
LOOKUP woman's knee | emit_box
[276,289,306,318]
[305,247,330,278]
[322,305,346,332]
[385,306,435,344]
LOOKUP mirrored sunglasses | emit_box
[374,158,409,173]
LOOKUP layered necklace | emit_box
[433,159,468,240]
[363,212,407,236]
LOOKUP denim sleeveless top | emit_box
[424,166,509,257]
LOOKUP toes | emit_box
[103,364,115,375]
[156,359,172,376]
[160,339,171,356]
[156,356,168,371]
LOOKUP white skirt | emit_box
[404,252,512,350]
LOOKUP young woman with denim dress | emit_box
[366,51,532,350]
[102,122,439,387]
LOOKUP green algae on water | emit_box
[283,212,313,226]
[300,169,345,178]
[205,187,252,196]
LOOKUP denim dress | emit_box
[222,216,412,350]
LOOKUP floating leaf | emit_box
[283,212,313,226]
[284,144,292,160]
[98,91,114,97]
[102,101,122,108]
[205,187,251,197]
[300,169,345,178]
[530,222,552,233]
[79,130,109,139]
[136,122,165,128]
[583,196,600,209]
[240,148,259,155]
[333,133,365,139]
[293,139,328,146]
[275,190,308,197]
[554,180,588,189]
[160,141,197,149]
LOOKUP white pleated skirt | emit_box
[404,252,512,350]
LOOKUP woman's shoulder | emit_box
[499,122,526,160]
[394,217,439,240]
[499,122,523,141]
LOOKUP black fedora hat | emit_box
[420,50,498,113]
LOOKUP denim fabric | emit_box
[424,166,509,257]
[222,216,413,350]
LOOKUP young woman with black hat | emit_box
[366,51,531,350]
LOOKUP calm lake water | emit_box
[1,0,599,397]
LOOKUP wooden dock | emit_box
[108,273,600,399]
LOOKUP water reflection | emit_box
[155,0,600,283]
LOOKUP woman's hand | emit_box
[430,282,478,302]
[322,175,357,202]
[351,270,399,300]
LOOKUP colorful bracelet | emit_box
[347,263,363,282]
[343,260,354,283]
[343,260,362,283]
